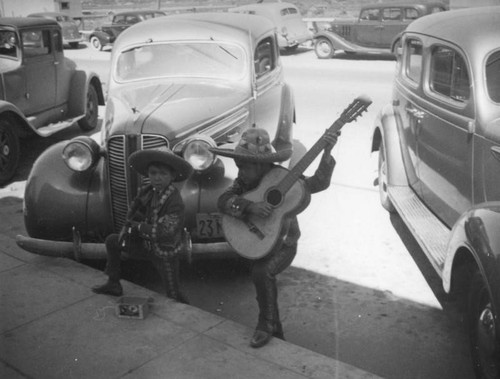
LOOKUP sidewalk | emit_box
[0,195,382,379]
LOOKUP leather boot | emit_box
[250,329,273,348]
[92,280,123,297]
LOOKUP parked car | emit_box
[87,10,166,51]
[371,7,500,378]
[229,2,312,51]
[313,2,447,59]
[27,12,83,49]
[16,12,299,263]
[0,17,105,185]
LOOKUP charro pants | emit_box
[251,242,297,335]
[104,233,188,303]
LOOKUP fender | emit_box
[443,203,500,316]
[67,71,105,117]
[0,101,39,137]
[314,30,387,54]
[24,141,113,241]
[371,103,408,187]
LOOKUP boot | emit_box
[250,329,273,348]
[92,280,123,297]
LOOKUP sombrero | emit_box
[129,146,193,182]
[209,128,292,163]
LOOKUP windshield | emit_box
[115,42,246,82]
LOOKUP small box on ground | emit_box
[116,296,154,319]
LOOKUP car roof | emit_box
[28,12,66,17]
[230,2,299,11]
[405,6,500,57]
[0,17,58,28]
[114,12,275,52]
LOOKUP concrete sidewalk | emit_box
[0,196,382,379]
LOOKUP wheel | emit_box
[90,36,102,51]
[378,140,396,212]
[0,119,20,186]
[78,84,99,131]
[314,37,335,59]
[468,270,500,379]
[69,42,79,49]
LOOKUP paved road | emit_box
[2,44,475,379]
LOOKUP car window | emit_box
[0,30,18,58]
[255,38,275,78]
[116,42,246,82]
[22,29,52,58]
[404,8,419,20]
[430,46,470,102]
[382,8,402,21]
[114,16,126,24]
[486,50,500,103]
[404,39,423,84]
[360,9,380,21]
[280,7,298,16]
[52,29,63,52]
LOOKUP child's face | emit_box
[147,163,174,191]
[235,160,268,187]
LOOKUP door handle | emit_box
[406,106,425,119]
[490,146,500,162]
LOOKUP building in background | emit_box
[0,0,82,18]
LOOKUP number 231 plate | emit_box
[196,213,223,239]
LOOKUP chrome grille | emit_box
[107,135,169,231]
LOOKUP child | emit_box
[92,146,193,303]
[211,128,339,348]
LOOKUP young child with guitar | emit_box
[211,127,340,348]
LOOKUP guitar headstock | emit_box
[340,95,372,123]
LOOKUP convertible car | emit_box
[17,12,298,261]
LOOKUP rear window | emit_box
[486,50,500,103]
[430,46,470,102]
[280,7,299,16]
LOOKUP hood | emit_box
[107,80,250,140]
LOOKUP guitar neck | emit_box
[276,118,344,195]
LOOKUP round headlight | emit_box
[62,137,100,172]
[183,137,215,171]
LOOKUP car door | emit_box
[21,27,56,117]
[415,44,474,226]
[355,8,382,47]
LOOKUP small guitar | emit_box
[222,95,372,259]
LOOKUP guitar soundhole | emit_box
[266,188,283,207]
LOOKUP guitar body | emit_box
[222,166,310,260]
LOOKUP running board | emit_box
[388,186,450,276]
[30,116,84,137]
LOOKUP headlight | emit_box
[62,136,101,172]
[182,136,216,172]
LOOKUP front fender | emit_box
[0,101,37,136]
[444,204,500,316]
[68,71,105,117]
[372,103,408,186]
[24,141,113,241]
[313,30,365,53]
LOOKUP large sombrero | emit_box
[210,128,292,163]
[129,146,193,182]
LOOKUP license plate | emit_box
[196,213,223,239]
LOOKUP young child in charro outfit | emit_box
[211,128,339,348]
[92,146,193,303]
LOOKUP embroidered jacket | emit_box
[128,184,185,257]
[218,153,335,247]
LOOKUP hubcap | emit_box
[476,304,498,378]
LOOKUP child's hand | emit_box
[247,202,273,218]
[324,130,341,155]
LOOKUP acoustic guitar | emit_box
[222,95,372,259]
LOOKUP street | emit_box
[1,44,474,379]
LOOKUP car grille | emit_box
[107,135,169,231]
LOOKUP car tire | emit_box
[90,36,102,51]
[378,140,396,213]
[0,119,20,186]
[468,270,500,379]
[314,37,335,59]
[78,84,99,131]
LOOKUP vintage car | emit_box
[27,12,83,49]
[0,17,105,185]
[371,7,500,378]
[229,2,312,51]
[16,13,297,262]
[313,2,447,59]
[87,10,166,51]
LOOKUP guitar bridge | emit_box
[245,221,265,240]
